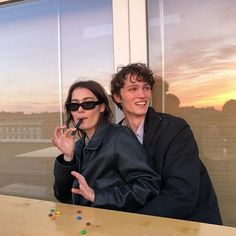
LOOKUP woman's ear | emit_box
[99,103,105,113]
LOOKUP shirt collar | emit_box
[122,118,145,144]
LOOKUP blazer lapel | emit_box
[143,107,162,157]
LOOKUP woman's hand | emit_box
[71,171,95,203]
[51,125,76,161]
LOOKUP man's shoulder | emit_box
[147,107,187,124]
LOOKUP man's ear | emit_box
[113,94,122,103]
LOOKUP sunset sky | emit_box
[0,0,236,113]
[0,0,113,114]
[149,0,236,111]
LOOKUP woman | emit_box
[52,80,160,212]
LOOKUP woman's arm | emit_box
[92,127,161,211]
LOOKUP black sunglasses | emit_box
[66,100,103,111]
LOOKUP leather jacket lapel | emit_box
[85,122,110,150]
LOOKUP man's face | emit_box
[114,74,152,118]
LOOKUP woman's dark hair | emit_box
[65,80,112,127]
[110,63,155,109]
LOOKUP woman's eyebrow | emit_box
[71,97,96,102]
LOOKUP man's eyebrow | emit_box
[126,84,139,88]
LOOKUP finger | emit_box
[71,188,82,195]
[54,125,66,137]
[71,187,92,202]
[71,172,89,190]
[71,171,83,179]
[51,137,55,145]
[64,128,77,137]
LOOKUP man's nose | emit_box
[137,88,146,97]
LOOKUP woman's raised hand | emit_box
[51,126,77,161]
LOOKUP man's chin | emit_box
[133,109,148,116]
[136,105,149,113]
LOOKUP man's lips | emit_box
[135,101,148,105]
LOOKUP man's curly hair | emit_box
[110,63,155,109]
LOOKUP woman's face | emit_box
[70,87,105,139]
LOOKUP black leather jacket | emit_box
[54,122,160,212]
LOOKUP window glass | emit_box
[0,0,113,201]
[148,0,236,227]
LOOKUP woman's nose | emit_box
[77,105,84,112]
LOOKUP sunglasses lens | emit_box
[81,102,96,110]
[66,103,79,111]
[66,101,102,111]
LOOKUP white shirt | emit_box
[122,118,145,144]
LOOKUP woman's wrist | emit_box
[63,154,73,162]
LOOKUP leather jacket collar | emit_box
[84,121,110,150]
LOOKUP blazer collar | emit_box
[118,107,162,148]
[143,107,162,147]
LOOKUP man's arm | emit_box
[139,124,200,219]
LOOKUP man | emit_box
[110,63,222,225]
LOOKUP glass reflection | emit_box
[0,0,113,201]
[148,0,236,227]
